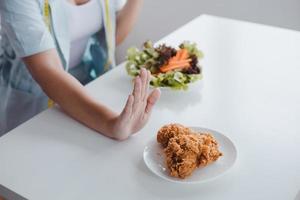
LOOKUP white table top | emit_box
[1,15,300,200]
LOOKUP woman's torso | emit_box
[66,0,102,68]
[0,0,119,135]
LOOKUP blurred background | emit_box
[116,0,300,63]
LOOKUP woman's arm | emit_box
[1,0,159,140]
[115,0,143,45]
[24,49,160,140]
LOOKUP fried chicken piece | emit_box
[164,134,200,178]
[157,124,190,148]
[157,124,223,179]
[196,133,223,167]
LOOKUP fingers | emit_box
[132,68,152,116]
[144,70,151,101]
[139,68,148,102]
[120,94,134,119]
[145,88,161,113]
[132,76,142,112]
[133,76,142,101]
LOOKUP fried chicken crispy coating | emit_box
[157,124,223,179]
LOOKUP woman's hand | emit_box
[110,68,161,140]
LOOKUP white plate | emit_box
[143,127,237,184]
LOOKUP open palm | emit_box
[111,68,161,140]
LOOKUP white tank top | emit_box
[64,0,102,68]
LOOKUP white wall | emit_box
[116,0,300,63]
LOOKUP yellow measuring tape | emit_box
[43,0,50,29]
[44,0,55,108]
[104,0,112,71]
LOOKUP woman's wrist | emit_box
[106,116,122,140]
[104,115,119,139]
[86,100,117,138]
[105,115,131,141]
